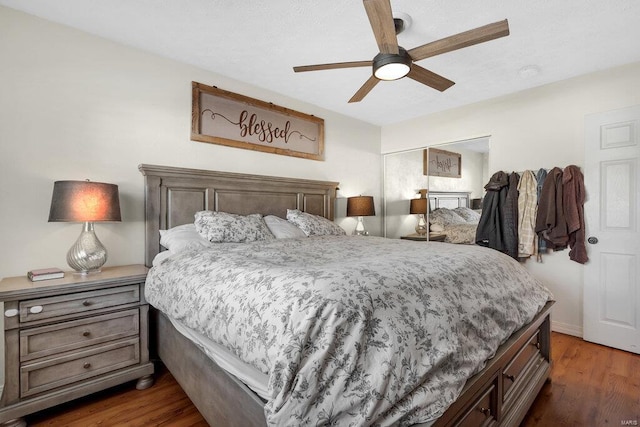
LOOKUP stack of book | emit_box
[27,268,65,282]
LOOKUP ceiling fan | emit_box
[293,0,509,103]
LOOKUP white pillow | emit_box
[286,209,346,236]
[263,215,307,239]
[430,223,445,232]
[453,207,481,223]
[195,211,275,243]
[159,224,213,252]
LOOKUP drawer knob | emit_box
[479,407,491,417]
[504,373,516,382]
[29,305,43,314]
[4,309,19,318]
[83,362,91,369]
[82,330,91,337]
[82,300,92,307]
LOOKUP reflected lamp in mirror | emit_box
[346,196,375,236]
[48,180,121,274]
[410,197,429,236]
[470,198,483,210]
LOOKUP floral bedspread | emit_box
[146,236,552,426]
[442,222,478,244]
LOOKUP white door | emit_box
[584,105,640,354]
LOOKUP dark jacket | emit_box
[563,165,588,264]
[535,168,548,254]
[476,171,509,252]
[503,172,520,259]
[535,167,568,250]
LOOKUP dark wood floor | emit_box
[523,333,640,426]
[26,332,639,426]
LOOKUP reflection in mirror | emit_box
[383,137,490,239]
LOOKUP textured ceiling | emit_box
[2,0,640,125]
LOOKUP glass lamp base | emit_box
[352,216,369,236]
[415,214,428,236]
[67,222,107,274]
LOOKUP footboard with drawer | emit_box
[432,301,553,427]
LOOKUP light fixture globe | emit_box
[373,47,412,81]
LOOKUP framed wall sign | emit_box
[191,82,324,161]
[424,147,462,178]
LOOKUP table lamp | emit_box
[48,180,121,274]
[410,195,429,236]
[347,196,375,236]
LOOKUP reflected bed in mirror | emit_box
[428,191,480,244]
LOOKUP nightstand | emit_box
[0,265,154,427]
[401,233,446,242]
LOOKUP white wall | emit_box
[0,6,382,278]
[382,61,640,336]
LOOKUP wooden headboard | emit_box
[139,164,339,267]
[428,191,471,210]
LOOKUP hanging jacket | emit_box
[517,170,538,258]
[563,165,588,264]
[535,168,548,259]
[535,167,568,250]
[503,172,520,259]
[476,171,509,252]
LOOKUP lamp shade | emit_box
[49,181,121,222]
[409,198,429,215]
[470,198,483,210]
[347,196,375,217]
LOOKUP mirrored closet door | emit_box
[383,137,490,239]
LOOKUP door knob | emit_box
[587,236,598,244]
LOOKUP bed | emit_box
[428,191,480,244]
[139,164,553,426]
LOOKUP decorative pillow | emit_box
[429,208,467,227]
[453,206,481,223]
[159,223,213,252]
[263,215,307,239]
[430,223,445,233]
[286,209,346,236]
[195,211,275,243]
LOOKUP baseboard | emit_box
[551,320,583,338]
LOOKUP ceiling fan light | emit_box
[375,62,410,80]
[373,47,412,81]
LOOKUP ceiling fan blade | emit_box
[363,0,399,54]
[349,76,379,103]
[407,65,455,92]
[408,19,510,61]
[293,61,372,73]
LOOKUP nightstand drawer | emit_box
[20,309,140,362]
[20,337,140,398]
[19,284,140,323]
